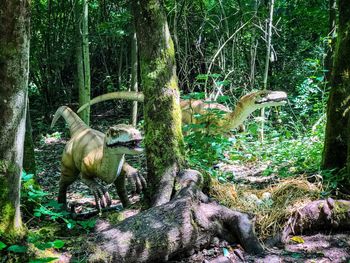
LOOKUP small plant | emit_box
[21,171,96,231]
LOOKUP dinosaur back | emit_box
[51,106,88,137]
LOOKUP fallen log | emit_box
[88,169,263,262]
[282,198,350,242]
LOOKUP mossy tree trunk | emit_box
[133,0,184,206]
[0,0,30,239]
[322,0,350,170]
[76,0,91,125]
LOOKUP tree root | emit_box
[87,169,263,262]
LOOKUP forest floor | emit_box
[31,123,350,263]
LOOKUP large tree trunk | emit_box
[133,0,184,206]
[76,0,91,125]
[0,0,30,239]
[87,170,263,262]
[322,0,350,170]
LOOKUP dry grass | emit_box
[209,177,322,239]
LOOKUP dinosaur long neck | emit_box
[98,147,125,184]
[222,101,257,130]
[51,106,88,137]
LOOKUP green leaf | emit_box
[0,241,7,250]
[66,220,76,229]
[52,239,65,249]
[22,172,34,182]
[29,257,59,263]
[35,242,53,250]
[7,245,27,253]
[78,219,96,229]
[34,212,42,217]
[45,200,63,209]
[195,74,209,80]
[290,252,303,259]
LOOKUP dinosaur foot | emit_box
[81,178,112,211]
[123,162,147,194]
[127,171,147,194]
[90,185,112,211]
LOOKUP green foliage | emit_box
[29,258,59,263]
[0,241,6,250]
[184,96,325,180]
[291,58,328,123]
[7,245,28,253]
[183,101,233,173]
[234,123,324,177]
[321,168,350,195]
[21,171,96,231]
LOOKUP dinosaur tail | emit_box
[51,106,88,137]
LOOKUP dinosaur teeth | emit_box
[106,139,142,148]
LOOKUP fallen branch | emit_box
[282,198,350,242]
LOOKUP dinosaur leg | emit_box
[58,173,77,210]
[115,172,131,208]
[80,176,112,211]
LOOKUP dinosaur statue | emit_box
[51,106,143,211]
[77,90,287,133]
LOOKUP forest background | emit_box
[29,0,331,178]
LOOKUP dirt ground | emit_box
[35,133,350,263]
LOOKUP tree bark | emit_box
[282,198,350,242]
[0,0,30,239]
[132,0,184,206]
[322,0,350,170]
[87,170,263,262]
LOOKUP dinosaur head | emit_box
[105,124,143,155]
[247,90,288,108]
[225,90,288,130]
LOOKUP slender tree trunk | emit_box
[323,0,350,170]
[249,0,259,89]
[76,0,91,125]
[118,46,123,90]
[0,0,30,239]
[325,0,337,82]
[130,27,138,127]
[133,0,184,207]
[23,101,36,175]
[260,0,275,142]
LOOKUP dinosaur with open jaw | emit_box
[77,90,288,133]
[51,106,143,211]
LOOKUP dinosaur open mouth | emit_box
[255,91,288,105]
[106,139,142,149]
[255,97,287,104]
